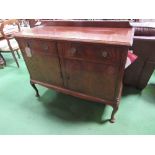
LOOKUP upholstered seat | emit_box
[0,19,21,68]
[0,39,19,52]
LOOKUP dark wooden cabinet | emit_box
[124,36,155,89]
[14,21,134,123]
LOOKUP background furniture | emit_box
[14,20,134,123]
[0,19,21,67]
[0,53,4,68]
[124,22,155,89]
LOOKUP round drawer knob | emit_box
[43,44,48,50]
[102,51,108,58]
[70,47,77,55]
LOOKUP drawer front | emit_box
[63,42,121,64]
[22,39,58,56]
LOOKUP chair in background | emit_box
[0,19,21,68]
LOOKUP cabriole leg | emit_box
[30,81,40,97]
[110,104,119,123]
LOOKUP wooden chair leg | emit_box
[11,51,19,68]
[16,50,20,59]
[0,53,6,66]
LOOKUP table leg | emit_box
[30,81,40,97]
[110,103,119,123]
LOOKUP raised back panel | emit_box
[41,20,132,28]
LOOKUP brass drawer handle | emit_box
[25,47,32,57]
[102,51,108,58]
[25,41,32,57]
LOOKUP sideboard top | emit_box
[14,26,134,46]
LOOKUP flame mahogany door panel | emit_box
[17,38,63,87]
[63,60,118,101]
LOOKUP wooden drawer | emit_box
[21,39,58,56]
[63,42,121,64]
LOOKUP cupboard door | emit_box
[59,42,120,100]
[63,59,118,100]
[17,38,63,87]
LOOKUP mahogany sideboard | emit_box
[14,21,134,123]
